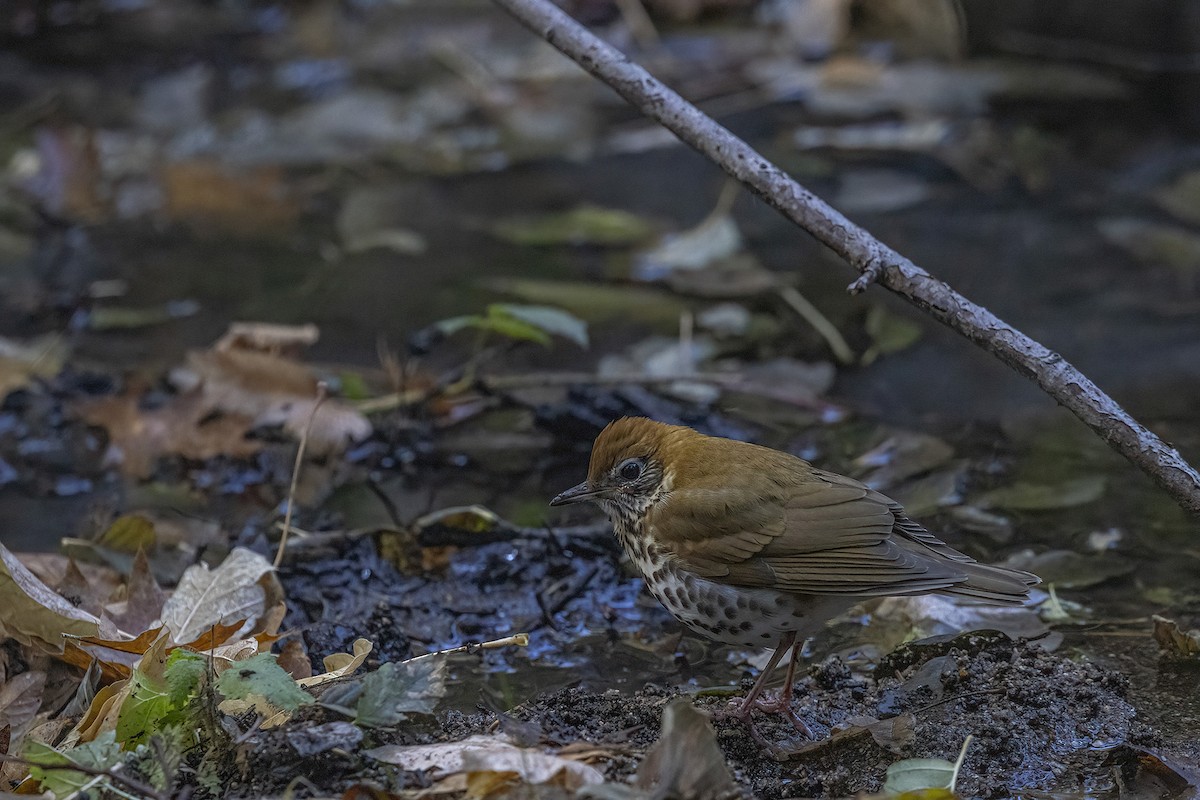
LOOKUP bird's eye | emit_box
[618,459,643,481]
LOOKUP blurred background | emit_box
[0,0,1198,790]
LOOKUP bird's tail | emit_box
[940,561,1041,606]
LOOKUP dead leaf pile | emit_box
[78,322,371,477]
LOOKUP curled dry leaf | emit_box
[1151,615,1200,658]
[630,698,738,800]
[159,548,274,644]
[298,638,373,687]
[0,543,101,652]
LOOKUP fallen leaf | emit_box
[159,548,273,644]
[489,205,655,247]
[77,391,260,478]
[634,215,742,279]
[0,543,102,652]
[216,653,313,714]
[1002,549,1134,589]
[278,639,313,681]
[0,671,46,745]
[162,160,300,238]
[1151,615,1200,658]
[356,657,446,728]
[977,476,1106,511]
[298,638,372,687]
[107,549,167,633]
[96,515,156,554]
[366,734,604,791]
[180,348,371,455]
[0,334,70,398]
[214,322,320,355]
[26,731,124,797]
[631,699,737,800]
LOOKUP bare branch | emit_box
[489,0,1200,517]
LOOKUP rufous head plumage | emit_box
[549,417,699,514]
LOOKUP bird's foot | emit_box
[712,688,813,757]
[746,692,813,739]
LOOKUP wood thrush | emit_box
[551,417,1039,733]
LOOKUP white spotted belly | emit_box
[634,553,850,647]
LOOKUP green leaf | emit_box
[116,669,171,747]
[478,309,552,346]
[26,732,123,798]
[490,205,655,247]
[433,314,484,337]
[355,657,446,728]
[865,305,922,358]
[489,304,589,348]
[216,653,314,712]
[165,649,206,707]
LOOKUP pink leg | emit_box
[725,632,812,742]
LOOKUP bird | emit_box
[550,417,1039,735]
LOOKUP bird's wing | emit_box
[651,469,985,596]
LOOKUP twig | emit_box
[0,753,165,800]
[274,382,328,568]
[405,633,530,663]
[777,286,856,364]
[489,0,1200,517]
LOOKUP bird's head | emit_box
[550,417,697,522]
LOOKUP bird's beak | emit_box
[550,481,603,506]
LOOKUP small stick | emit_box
[404,633,530,664]
[274,382,328,568]
[777,285,856,364]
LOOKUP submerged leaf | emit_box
[356,657,446,728]
[490,205,654,247]
[978,476,1106,511]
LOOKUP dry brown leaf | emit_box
[297,638,372,687]
[277,639,313,681]
[0,671,46,744]
[215,322,320,355]
[78,391,261,478]
[17,554,123,603]
[0,543,102,652]
[366,736,604,791]
[0,714,70,784]
[60,643,132,684]
[67,679,128,746]
[1152,615,1200,658]
[181,349,371,455]
[160,548,274,644]
[107,549,167,633]
[162,160,300,237]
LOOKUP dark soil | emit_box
[214,631,1148,799]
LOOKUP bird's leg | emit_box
[736,631,795,714]
[748,635,811,737]
[747,635,813,734]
